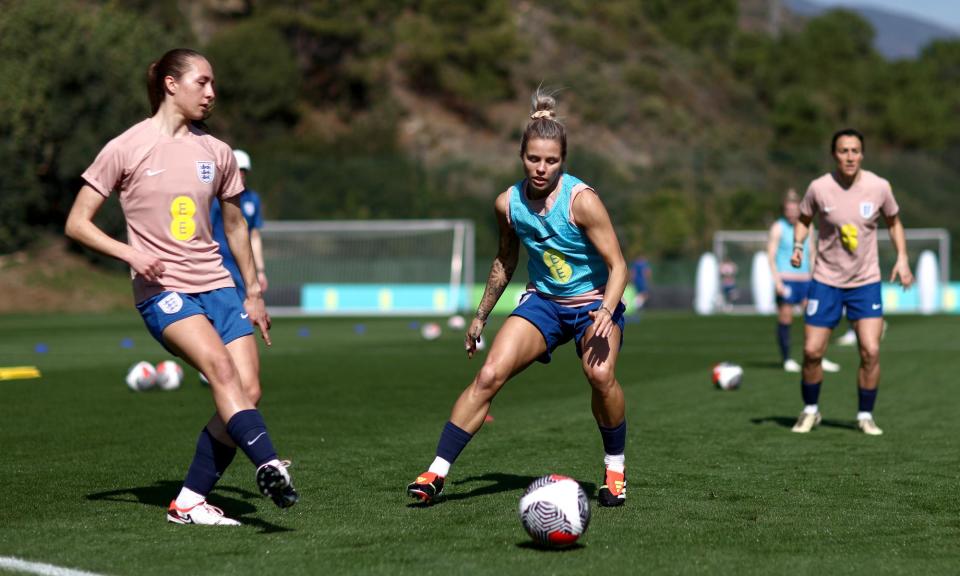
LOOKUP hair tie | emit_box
[530,110,553,120]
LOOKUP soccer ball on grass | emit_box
[712,362,743,390]
[155,360,183,391]
[125,361,157,391]
[518,474,590,548]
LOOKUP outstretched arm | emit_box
[466,192,520,358]
[886,214,914,288]
[573,189,627,339]
[65,185,165,281]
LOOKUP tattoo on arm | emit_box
[476,235,518,322]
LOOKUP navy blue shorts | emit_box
[136,288,254,352]
[805,280,883,329]
[777,280,811,305]
[510,291,625,364]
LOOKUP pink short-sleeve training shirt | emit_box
[82,119,245,303]
[799,170,899,288]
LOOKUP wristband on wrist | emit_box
[793,242,803,249]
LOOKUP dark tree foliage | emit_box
[0,0,187,253]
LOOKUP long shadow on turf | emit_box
[741,360,787,369]
[515,541,586,553]
[409,473,597,507]
[750,416,859,430]
[86,480,293,533]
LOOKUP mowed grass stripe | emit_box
[0,313,958,575]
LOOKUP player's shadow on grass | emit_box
[86,480,293,533]
[409,473,597,507]
[750,416,858,431]
[741,360,788,370]
[515,541,586,552]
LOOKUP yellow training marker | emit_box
[0,366,41,381]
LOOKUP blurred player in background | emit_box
[790,128,913,435]
[766,189,839,373]
[407,90,630,507]
[719,257,738,310]
[630,254,651,314]
[210,149,267,299]
[65,48,297,525]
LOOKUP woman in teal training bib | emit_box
[406,90,630,508]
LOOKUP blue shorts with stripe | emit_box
[804,280,883,329]
[510,291,625,364]
[136,288,254,353]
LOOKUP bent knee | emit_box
[585,365,616,390]
[207,354,239,387]
[803,345,825,361]
[473,363,507,396]
[859,345,880,365]
[244,380,263,405]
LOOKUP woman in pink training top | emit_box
[788,128,913,436]
[66,49,296,525]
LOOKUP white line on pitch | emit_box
[0,557,107,576]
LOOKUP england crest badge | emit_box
[196,161,215,184]
[859,201,874,219]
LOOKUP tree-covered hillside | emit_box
[2,0,959,274]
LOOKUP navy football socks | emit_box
[226,409,277,467]
[598,420,627,456]
[858,387,878,413]
[183,426,237,496]
[777,323,791,362]
[801,381,822,406]
[436,421,473,464]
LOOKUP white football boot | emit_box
[821,358,841,372]
[167,500,241,526]
[256,460,299,509]
[791,411,822,433]
[857,416,883,436]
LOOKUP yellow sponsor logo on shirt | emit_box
[170,196,197,241]
[543,248,573,283]
[840,224,858,252]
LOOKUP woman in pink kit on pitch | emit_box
[788,128,913,436]
[66,48,297,525]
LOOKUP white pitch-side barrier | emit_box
[916,250,939,314]
[695,252,719,315]
[751,251,776,314]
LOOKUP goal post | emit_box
[260,220,475,316]
[698,228,952,314]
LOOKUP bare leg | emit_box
[853,318,883,390]
[449,316,547,434]
[202,335,263,446]
[802,325,832,384]
[162,316,255,423]
[580,324,625,427]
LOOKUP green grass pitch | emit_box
[1,311,959,575]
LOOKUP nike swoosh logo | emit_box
[823,206,835,213]
[872,303,881,310]
[534,233,556,242]
[146,169,166,176]
[247,432,266,446]
[240,313,249,319]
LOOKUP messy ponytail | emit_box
[520,88,567,160]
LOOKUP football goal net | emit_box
[260,220,475,316]
[696,228,951,315]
